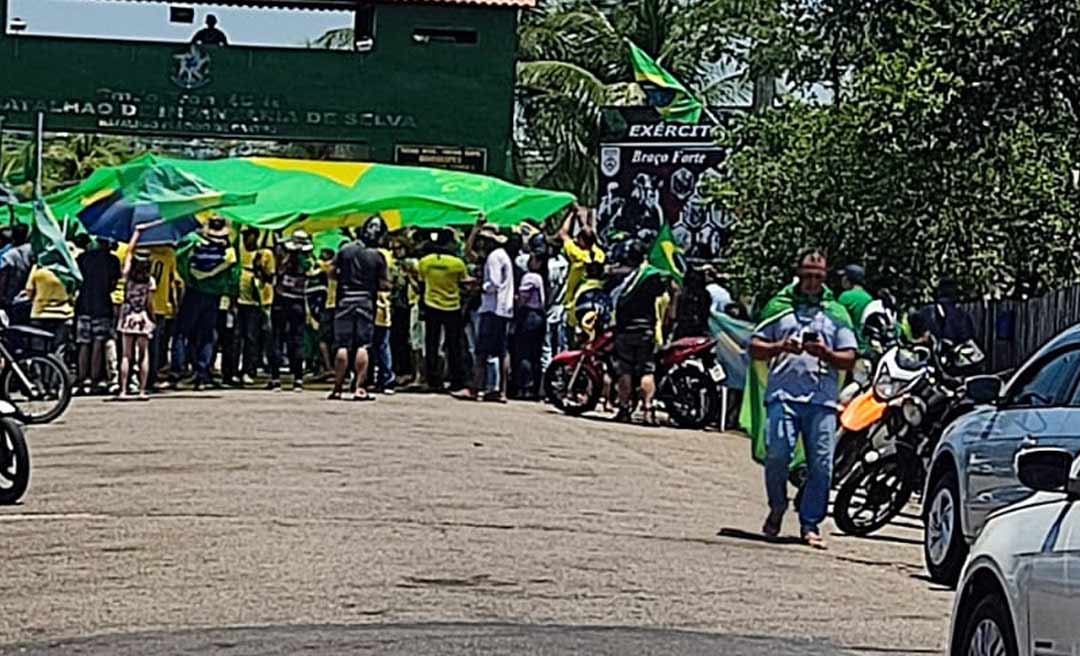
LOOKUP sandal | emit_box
[352,392,376,402]
[613,407,633,423]
[327,390,343,401]
[801,531,827,550]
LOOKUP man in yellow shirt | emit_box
[237,227,274,385]
[25,264,75,352]
[559,207,605,329]
[417,236,472,391]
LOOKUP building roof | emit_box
[100,0,535,8]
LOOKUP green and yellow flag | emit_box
[627,40,703,125]
[647,224,685,285]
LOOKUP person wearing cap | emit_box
[174,216,237,391]
[267,229,314,392]
[237,227,275,385]
[837,264,873,351]
[456,216,514,402]
[116,225,157,400]
[328,217,389,401]
[418,229,472,392]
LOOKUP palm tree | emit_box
[516,0,751,202]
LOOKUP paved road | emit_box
[0,392,952,654]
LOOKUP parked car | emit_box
[923,324,1080,586]
[947,447,1080,656]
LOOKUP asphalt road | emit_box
[0,391,953,654]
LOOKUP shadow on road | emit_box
[716,527,803,546]
[830,532,923,547]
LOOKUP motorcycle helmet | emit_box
[360,215,388,247]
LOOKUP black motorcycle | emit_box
[0,398,30,504]
[832,341,973,537]
[0,310,72,425]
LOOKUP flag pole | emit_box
[34,112,44,198]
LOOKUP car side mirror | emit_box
[965,375,1002,404]
[1016,448,1075,494]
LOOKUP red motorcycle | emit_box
[544,332,724,429]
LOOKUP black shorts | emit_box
[333,303,374,351]
[614,330,657,378]
[476,313,510,358]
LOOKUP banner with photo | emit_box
[598,107,741,263]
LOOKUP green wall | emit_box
[0,2,517,174]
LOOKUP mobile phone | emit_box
[803,330,820,342]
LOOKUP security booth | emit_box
[0,0,534,175]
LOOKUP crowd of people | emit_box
[0,208,712,413]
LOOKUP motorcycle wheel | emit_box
[833,455,913,537]
[662,365,717,429]
[1,354,73,425]
[0,418,29,504]
[543,360,601,417]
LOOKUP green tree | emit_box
[713,0,1080,306]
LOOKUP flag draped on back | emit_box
[739,284,853,468]
[30,199,82,296]
[627,40,703,125]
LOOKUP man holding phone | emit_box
[749,251,857,549]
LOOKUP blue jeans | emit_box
[765,401,836,534]
[372,326,395,389]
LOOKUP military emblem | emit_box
[171,45,211,90]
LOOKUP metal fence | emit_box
[960,285,1080,374]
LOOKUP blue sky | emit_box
[7,0,350,47]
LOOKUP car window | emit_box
[1009,348,1080,407]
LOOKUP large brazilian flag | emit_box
[17,154,577,235]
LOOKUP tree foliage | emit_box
[713,0,1080,304]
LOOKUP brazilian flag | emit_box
[627,40,703,125]
[30,199,82,296]
[647,224,685,285]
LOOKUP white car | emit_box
[948,447,1080,656]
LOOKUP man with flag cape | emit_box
[741,251,857,549]
[607,229,683,423]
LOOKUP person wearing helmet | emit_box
[267,230,314,392]
[328,217,389,401]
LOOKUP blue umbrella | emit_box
[78,191,201,246]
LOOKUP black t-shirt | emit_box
[334,242,386,309]
[616,272,667,333]
[75,249,121,318]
